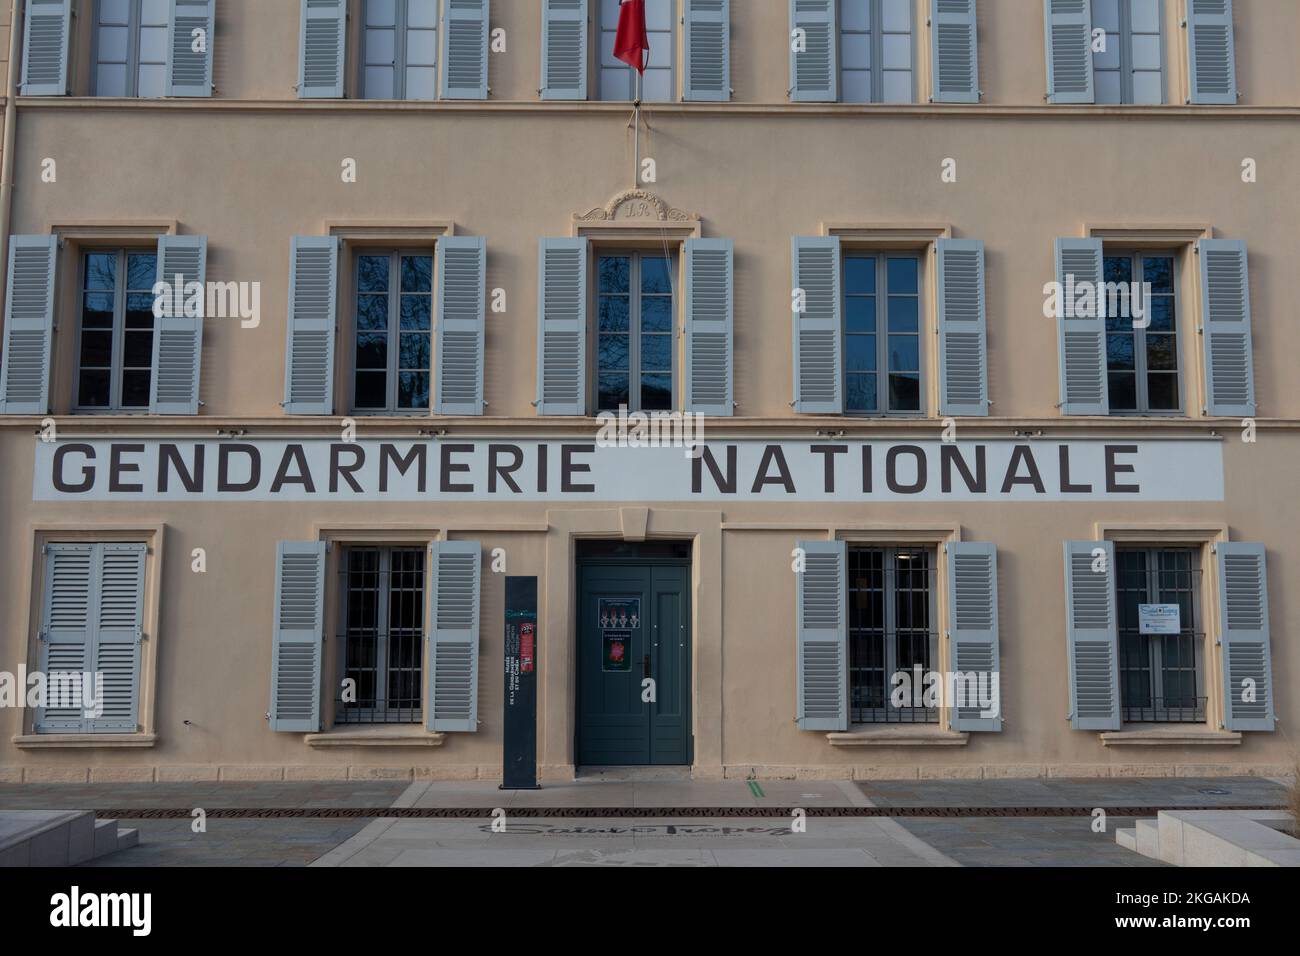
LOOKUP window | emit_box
[93,0,169,97]
[1104,252,1179,413]
[1115,547,1205,723]
[352,250,434,413]
[599,0,674,101]
[848,546,937,723]
[840,0,914,103]
[76,250,157,411]
[336,546,425,724]
[843,253,921,414]
[596,251,676,412]
[361,0,439,100]
[1092,0,1164,104]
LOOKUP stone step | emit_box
[1136,818,1160,859]
[1115,827,1137,851]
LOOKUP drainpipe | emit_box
[0,0,24,308]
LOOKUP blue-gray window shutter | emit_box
[684,237,733,416]
[298,0,346,98]
[936,238,988,416]
[427,540,481,732]
[684,0,730,101]
[35,544,95,732]
[442,0,490,99]
[947,541,1001,731]
[930,0,979,103]
[1044,0,1094,103]
[789,0,837,101]
[1055,237,1107,415]
[1216,542,1274,731]
[1186,0,1237,105]
[796,539,847,731]
[20,0,71,95]
[541,0,588,100]
[90,543,147,732]
[166,0,215,97]
[1197,239,1255,417]
[149,234,207,415]
[536,237,588,416]
[283,236,339,415]
[0,234,58,415]
[1063,540,1120,731]
[435,236,486,415]
[269,541,325,732]
[792,235,842,414]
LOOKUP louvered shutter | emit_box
[0,234,58,415]
[35,544,94,732]
[19,0,71,95]
[684,0,729,101]
[684,237,733,416]
[1055,237,1108,415]
[930,0,979,103]
[1216,542,1273,731]
[90,543,146,732]
[789,0,837,102]
[283,236,339,415]
[435,236,486,415]
[1186,0,1236,105]
[792,236,842,414]
[166,0,215,97]
[541,0,588,100]
[947,541,1000,731]
[149,235,206,415]
[298,0,346,98]
[796,540,847,731]
[1044,0,1094,103]
[536,237,588,416]
[427,541,481,732]
[269,541,325,732]
[936,238,989,416]
[1197,239,1255,417]
[442,0,489,99]
[1063,540,1120,730]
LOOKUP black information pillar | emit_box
[501,576,539,789]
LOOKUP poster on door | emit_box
[600,597,640,673]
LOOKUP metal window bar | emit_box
[335,546,425,724]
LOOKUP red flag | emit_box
[614,0,650,74]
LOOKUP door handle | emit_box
[643,654,651,678]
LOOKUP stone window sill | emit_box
[1099,728,1242,747]
[13,733,158,749]
[304,726,446,748]
[827,727,970,747]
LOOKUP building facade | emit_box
[0,0,1295,784]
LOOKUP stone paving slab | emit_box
[897,816,1169,867]
[79,818,373,867]
[857,776,1287,809]
[0,782,408,811]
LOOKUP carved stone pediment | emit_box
[576,189,698,223]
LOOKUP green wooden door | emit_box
[577,561,691,766]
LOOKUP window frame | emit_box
[359,0,440,101]
[597,0,677,102]
[1103,248,1183,416]
[1091,0,1167,105]
[348,246,436,416]
[841,249,924,417]
[839,0,916,104]
[592,248,679,414]
[74,247,158,414]
[90,0,170,98]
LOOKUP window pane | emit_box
[97,25,129,61]
[1108,372,1137,410]
[365,67,396,99]
[79,330,112,367]
[85,254,118,290]
[844,257,876,295]
[881,35,911,71]
[123,330,153,367]
[840,0,872,32]
[845,373,877,413]
[640,333,671,372]
[79,370,111,407]
[640,257,672,294]
[640,296,672,333]
[368,0,397,26]
[840,70,872,103]
[136,64,166,98]
[120,369,151,407]
[598,296,630,332]
[598,372,629,411]
[1131,70,1162,104]
[125,294,154,328]
[100,0,130,24]
[406,28,437,66]
[846,334,877,372]
[1147,373,1178,410]
[1107,333,1135,370]
[880,70,912,103]
[398,371,429,410]
[1143,256,1173,293]
[356,333,388,369]
[598,257,630,294]
[598,334,629,371]
[641,374,672,411]
[367,27,397,63]
[845,297,875,334]
[127,254,157,290]
[405,67,436,99]
[407,0,438,29]
[1147,296,1174,332]
[358,256,390,293]
[887,295,918,332]
[358,294,389,331]
[1145,333,1177,371]
[400,295,431,331]
[841,35,871,71]
[1094,70,1122,104]
[889,373,920,411]
[354,371,387,409]
[399,332,430,370]
[83,293,115,328]
[137,25,168,62]
[96,64,128,97]
[887,335,918,372]
[887,257,917,294]
[881,0,912,32]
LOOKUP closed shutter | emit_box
[298,0,346,98]
[684,0,729,101]
[947,541,1001,731]
[20,0,71,95]
[166,0,215,97]
[35,544,95,732]
[426,541,481,732]
[435,236,486,415]
[536,237,588,416]
[1063,540,1120,731]
[269,541,326,732]
[0,234,58,415]
[1186,0,1237,105]
[930,0,979,103]
[1217,542,1274,731]
[789,0,837,101]
[90,544,146,732]
[149,234,207,415]
[936,238,989,416]
[1197,239,1255,417]
[792,235,842,414]
[541,0,588,100]
[442,0,490,99]
[683,237,733,416]
[282,236,339,415]
[796,540,847,731]
[1044,0,1094,103]
[1055,237,1108,415]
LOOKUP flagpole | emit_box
[633,69,642,189]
